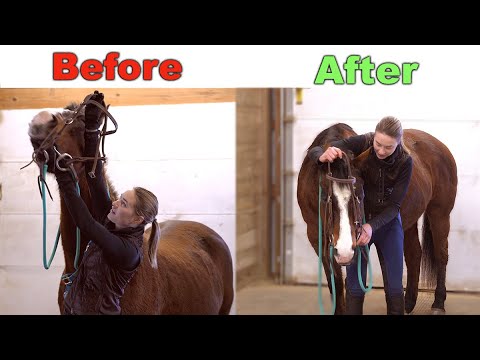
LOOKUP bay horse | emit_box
[27,102,234,315]
[297,123,457,315]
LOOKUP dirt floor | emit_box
[236,280,480,315]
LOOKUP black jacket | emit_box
[308,132,413,232]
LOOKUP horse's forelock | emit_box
[104,171,119,201]
[330,158,350,179]
[308,123,356,151]
[65,102,79,111]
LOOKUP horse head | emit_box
[27,103,86,177]
[318,149,366,266]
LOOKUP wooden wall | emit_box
[236,89,272,289]
[0,88,235,109]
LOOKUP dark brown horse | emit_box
[297,123,457,315]
[27,104,234,315]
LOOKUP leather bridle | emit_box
[322,151,364,253]
[22,92,118,196]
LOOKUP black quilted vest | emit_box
[63,222,144,315]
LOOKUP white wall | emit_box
[0,102,236,314]
[291,74,480,292]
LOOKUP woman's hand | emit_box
[319,146,343,163]
[84,90,106,130]
[356,223,372,246]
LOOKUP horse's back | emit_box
[122,220,234,315]
[160,220,228,252]
[401,129,457,227]
[404,129,457,194]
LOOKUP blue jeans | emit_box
[346,214,404,297]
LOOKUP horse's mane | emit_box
[308,123,356,151]
[104,170,119,202]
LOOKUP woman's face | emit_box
[373,132,398,160]
[107,189,143,229]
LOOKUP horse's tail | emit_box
[420,215,437,288]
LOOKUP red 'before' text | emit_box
[53,52,183,81]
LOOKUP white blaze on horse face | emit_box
[28,111,54,139]
[333,182,355,264]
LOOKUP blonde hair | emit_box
[375,116,410,154]
[133,187,160,268]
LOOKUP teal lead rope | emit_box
[41,164,81,271]
[317,176,336,315]
[357,242,373,293]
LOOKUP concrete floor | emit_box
[236,280,480,315]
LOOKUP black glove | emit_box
[84,90,106,131]
[52,148,77,186]
[39,146,70,178]
[36,146,57,174]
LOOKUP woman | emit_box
[52,91,160,315]
[308,116,413,315]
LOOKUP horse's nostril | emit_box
[333,248,339,257]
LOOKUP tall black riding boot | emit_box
[386,293,405,315]
[346,291,365,315]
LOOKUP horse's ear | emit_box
[50,113,59,124]
[64,102,85,121]
[64,102,78,111]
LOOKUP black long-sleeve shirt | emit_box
[308,133,413,232]
[55,131,141,270]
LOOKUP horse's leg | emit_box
[425,208,450,313]
[403,224,421,314]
